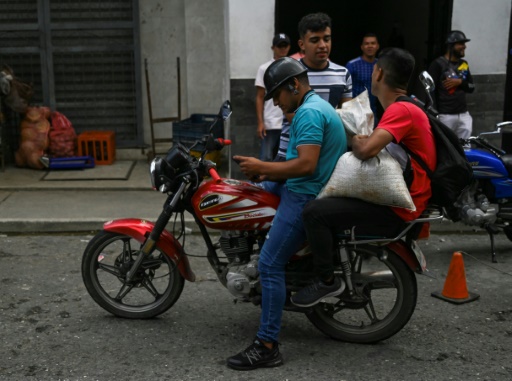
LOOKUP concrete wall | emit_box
[228,0,275,178]
[139,1,186,147]
[229,0,275,79]
[452,0,511,134]
[184,0,230,113]
[452,0,510,75]
[139,0,229,149]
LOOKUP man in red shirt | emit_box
[292,47,436,307]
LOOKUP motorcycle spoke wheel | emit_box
[306,246,417,343]
[82,231,184,319]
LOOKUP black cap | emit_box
[446,30,470,44]
[272,33,291,47]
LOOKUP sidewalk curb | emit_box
[0,216,484,235]
[0,217,200,234]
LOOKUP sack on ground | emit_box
[318,150,416,211]
[49,111,77,157]
[15,106,51,169]
[336,89,374,143]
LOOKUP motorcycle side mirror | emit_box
[419,71,435,92]
[418,71,438,116]
[208,100,232,138]
[219,100,232,121]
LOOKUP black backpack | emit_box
[397,96,474,220]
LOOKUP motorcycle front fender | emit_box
[387,240,428,275]
[103,218,196,282]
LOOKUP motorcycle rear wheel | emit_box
[306,245,417,344]
[82,231,185,319]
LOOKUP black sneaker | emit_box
[291,277,345,307]
[227,337,283,370]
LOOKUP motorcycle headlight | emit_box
[150,157,169,192]
[150,144,192,192]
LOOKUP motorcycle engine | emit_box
[457,183,497,226]
[219,231,262,300]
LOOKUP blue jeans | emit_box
[256,183,315,343]
[259,129,281,162]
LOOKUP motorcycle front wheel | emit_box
[306,245,417,344]
[82,231,185,319]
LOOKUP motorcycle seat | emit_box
[500,154,512,178]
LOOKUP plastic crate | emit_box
[47,156,95,169]
[172,113,224,150]
[77,131,116,165]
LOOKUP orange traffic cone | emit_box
[431,252,480,304]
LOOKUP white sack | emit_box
[318,150,416,211]
[320,90,415,211]
[336,89,374,142]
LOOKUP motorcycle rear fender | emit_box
[102,218,196,282]
[387,241,427,274]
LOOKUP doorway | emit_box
[275,0,453,96]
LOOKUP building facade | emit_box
[1,0,510,178]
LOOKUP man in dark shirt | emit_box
[428,30,475,139]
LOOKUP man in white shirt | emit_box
[255,33,290,161]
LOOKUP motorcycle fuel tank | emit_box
[465,148,508,179]
[191,179,280,230]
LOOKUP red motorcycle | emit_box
[82,101,443,343]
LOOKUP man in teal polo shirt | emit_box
[228,57,346,370]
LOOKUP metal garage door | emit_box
[0,0,143,149]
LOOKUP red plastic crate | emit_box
[77,131,116,165]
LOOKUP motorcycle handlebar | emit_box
[214,138,231,148]
[208,167,221,181]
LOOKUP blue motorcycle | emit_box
[460,122,512,262]
[419,71,512,263]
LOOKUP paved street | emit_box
[1,232,511,381]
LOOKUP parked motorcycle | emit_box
[419,71,512,263]
[82,100,443,344]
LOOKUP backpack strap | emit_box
[395,96,434,179]
[399,142,433,179]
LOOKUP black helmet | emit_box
[445,30,470,45]
[263,57,307,101]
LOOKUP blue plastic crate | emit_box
[172,113,224,149]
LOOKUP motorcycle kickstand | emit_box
[485,224,499,263]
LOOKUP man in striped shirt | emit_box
[276,12,351,160]
[298,12,352,108]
